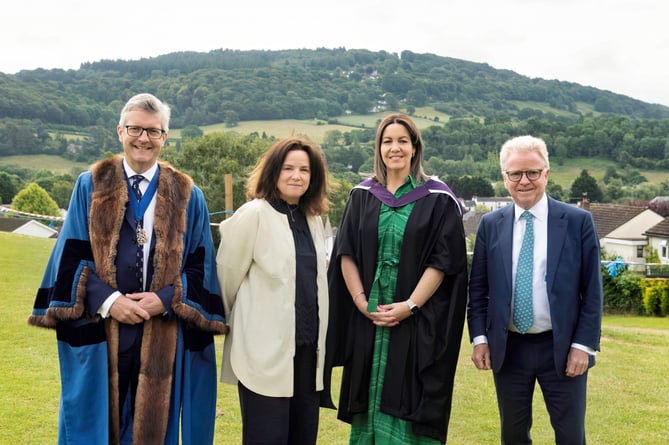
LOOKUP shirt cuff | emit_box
[98,291,122,318]
[473,335,488,346]
[571,342,597,356]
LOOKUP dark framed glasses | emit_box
[505,169,545,182]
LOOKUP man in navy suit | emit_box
[467,135,603,444]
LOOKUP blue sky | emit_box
[3,0,668,106]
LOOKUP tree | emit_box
[224,110,239,128]
[569,169,603,203]
[0,171,21,203]
[327,174,355,228]
[51,180,75,209]
[446,175,494,200]
[180,125,204,140]
[546,180,565,202]
[11,183,60,216]
[161,132,269,222]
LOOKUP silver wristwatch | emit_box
[406,298,419,315]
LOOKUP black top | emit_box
[271,199,319,346]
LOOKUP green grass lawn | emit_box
[1,231,668,444]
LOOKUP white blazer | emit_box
[216,199,329,397]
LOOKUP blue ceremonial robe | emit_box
[30,156,227,445]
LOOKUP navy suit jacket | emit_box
[467,196,603,375]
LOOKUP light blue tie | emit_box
[513,211,534,333]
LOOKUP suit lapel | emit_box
[546,198,568,296]
[496,205,515,294]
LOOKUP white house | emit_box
[587,203,664,269]
[0,218,58,238]
[471,196,513,212]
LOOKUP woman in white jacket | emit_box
[216,137,330,445]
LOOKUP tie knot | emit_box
[522,211,533,221]
[130,175,144,201]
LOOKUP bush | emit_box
[640,279,669,316]
[602,268,645,314]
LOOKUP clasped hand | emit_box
[363,302,412,327]
[109,292,166,324]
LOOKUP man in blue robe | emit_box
[29,93,227,445]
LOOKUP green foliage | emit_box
[546,180,565,201]
[445,175,494,199]
[4,45,669,205]
[602,269,645,314]
[4,48,669,132]
[180,124,204,140]
[0,170,22,203]
[161,132,270,223]
[326,174,355,229]
[570,169,603,202]
[11,182,60,215]
[640,279,669,316]
[646,247,661,264]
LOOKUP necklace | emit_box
[286,202,299,222]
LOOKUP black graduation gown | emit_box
[323,179,468,443]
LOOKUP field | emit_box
[0,154,89,175]
[1,231,668,444]
[1,110,667,192]
[174,111,444,143]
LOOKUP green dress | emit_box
[349,176,440,445]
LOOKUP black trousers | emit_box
[238,344,320,445]
[493,331,588,445]
[117,324,143,441]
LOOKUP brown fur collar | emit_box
[90,155,192,444]
[89,155,192,292]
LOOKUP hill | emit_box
[1,48,667,211]
[3,48,669,131]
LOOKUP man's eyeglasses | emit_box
[125,126,165,139]
[505,169,545,182]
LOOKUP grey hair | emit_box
[499,135,550,171]
[118,93,171,132]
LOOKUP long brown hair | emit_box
[246,137,330,215]
[373,113,428,185]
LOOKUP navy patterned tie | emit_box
[130,175,144,290]
[513,211,534,333]
[130,175,144,201]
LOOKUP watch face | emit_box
[411,305,419,314]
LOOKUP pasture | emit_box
[0,231,668,444]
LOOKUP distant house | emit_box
[0,217,58,238]
[644,217,669,264]
[586,203,664,267]
[471,196,513,212]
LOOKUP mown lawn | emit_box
[1,231,667,444]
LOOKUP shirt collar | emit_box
[514,193,548,222]
[122,159,158,182]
